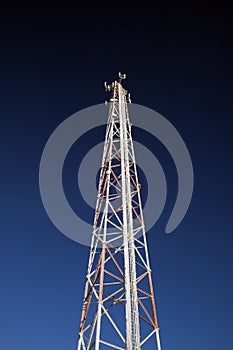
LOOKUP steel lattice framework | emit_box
[77,73,162,350]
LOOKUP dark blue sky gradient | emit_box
[0,1,232,349]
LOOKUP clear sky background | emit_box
[0,1,232,349]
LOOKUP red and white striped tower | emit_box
[77,73,162,350]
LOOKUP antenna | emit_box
[119,71,126,83]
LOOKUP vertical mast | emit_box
[118,80,140,349]
[77,73,162,350]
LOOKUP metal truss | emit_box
[77,73,162,350]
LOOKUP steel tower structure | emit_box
[77,73,162,350]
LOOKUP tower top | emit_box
[104,72,126,91]
[104,72,131,103]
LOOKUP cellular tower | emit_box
[77,73,162,350]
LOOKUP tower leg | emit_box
[156,329,162,350]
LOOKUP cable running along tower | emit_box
[77,73,162,350]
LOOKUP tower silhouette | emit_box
[77,73,162,350]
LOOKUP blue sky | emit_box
[0,1,232,349]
